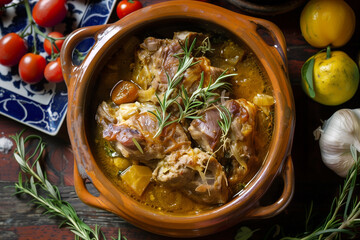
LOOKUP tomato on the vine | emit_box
[116,0,142,19]
[0,0,12,5]
[32,0,67,28]
[43,32,64,55]
[0,33,27,67]
[18,53,46,84]
[44,58,64,83]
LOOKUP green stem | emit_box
[19,23,31,38]
[326,204,360,240]
[23,0,32,24]
[23,0,62,55]
[326,46,331,59]
[23,0,38,53]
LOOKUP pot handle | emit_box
[250,17,288,74]
[73,159,109,210]
[245,156,294,219]
[60,24,105,86]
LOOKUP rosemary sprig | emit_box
[235,145,360,240]
[281,145,360,240]
[194,37,214,56]
[217,105,232,138]
[150,38,200,137]
[217,105,232,150]
[177,70,235,121]
[150,36,236,136]
[11,131,126,240]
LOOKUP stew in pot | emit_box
[91,31,274,214]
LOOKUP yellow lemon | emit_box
[300,0,356,48]
[301,49,359,105]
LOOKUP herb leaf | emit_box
[217,105,232,150]
[235,226,259,240]
[235,145,360,240]
[132,138,144,154]
[301,57,316,98]
[11,131,126,240]
[151,38,199,138]
[150,37,236,139]
[175,69,235,124]
[194,36,214,56]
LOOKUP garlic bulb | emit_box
[314,109,360,177]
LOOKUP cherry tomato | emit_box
[32,0,67,27]
[18,53,46,84]
[44,58,64,83]
[43,32,64,55]
[0,0,12,4]
[0,33,27,67]
[116,0,142,19]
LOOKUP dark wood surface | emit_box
[1,0,360,239]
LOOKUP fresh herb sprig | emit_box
[150,37,236,137]
[177,70,235,122]
[11,131,126,240]
[235,145,360,240]
[217,105,232,143]
[194,36,214,56]
[150,38,200,137]
[298,145,360,240]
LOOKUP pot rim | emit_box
[63,0,295,236]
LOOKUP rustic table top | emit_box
[1,0,360,239]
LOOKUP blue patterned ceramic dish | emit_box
[0,0,116,135]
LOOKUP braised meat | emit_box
[132,32,224,102]
[188,107,222,152]
[188,98,258,184]
[153,148,229,204]
[226,99,257,169]
[96,101,229,204]
[97,105,191,163]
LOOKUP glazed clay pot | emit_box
[61,0,295,237]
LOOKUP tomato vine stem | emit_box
[22,0,65,57]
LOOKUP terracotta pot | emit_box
[61,0,295,237]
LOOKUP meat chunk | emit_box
[153,148,229,204]
[97,106,191,164]
[173,31,207,44]
[188,107,222,152]
[132,32,225,104]
[188,99,257,184]
[226,99,257,167]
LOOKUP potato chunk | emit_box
[112,157,131,171]
[121,165,152,196]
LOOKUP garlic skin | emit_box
[314,109,360,177]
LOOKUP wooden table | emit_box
[1,0,360,239]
